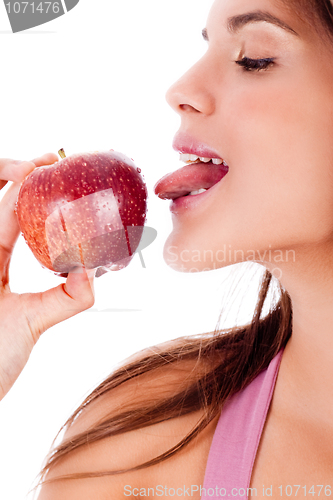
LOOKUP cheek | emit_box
[219,74,333,240]
[224,75,313,162]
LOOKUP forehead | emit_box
[208,0,293,17]
[206,0,310,38]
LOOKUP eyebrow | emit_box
[202,10,299,40]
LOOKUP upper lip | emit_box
[172,131,223,160]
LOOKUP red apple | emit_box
[15,150,148,276]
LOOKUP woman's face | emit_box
[158,0,333,274]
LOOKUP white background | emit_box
[0,2,267,498]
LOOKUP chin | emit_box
[163,256,218,273]
[162,227,280,274]
[162,233,229,273]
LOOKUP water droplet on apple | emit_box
[108,262,125,271]
[16,149,147,276]
[137,168,141,173]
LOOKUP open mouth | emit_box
[154,154,229,200]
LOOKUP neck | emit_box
[265,241,333,426]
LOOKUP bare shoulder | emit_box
[38,361,220,499]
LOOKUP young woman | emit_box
[2,0,333,498]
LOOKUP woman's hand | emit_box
[0,154,95,401]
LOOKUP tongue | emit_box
[154,162,229,200]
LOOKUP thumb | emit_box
[62,266,96,309]
[24,267,96,339]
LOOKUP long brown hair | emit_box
[36,268,291,488]
[36,0,333,490]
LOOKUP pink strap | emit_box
[201,349,283,499]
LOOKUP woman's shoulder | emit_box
[37,362,220,499]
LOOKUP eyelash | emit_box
[235,57,276,72]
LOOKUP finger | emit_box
[30,152,59,168]
[0,159,37,183]
[0,153,59,256]
[0,182,22,266]
[0,153,58,184]
[22,267,96,340]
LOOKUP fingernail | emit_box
[86,269,96,298]
[86,268,96,280]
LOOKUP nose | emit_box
[165,55,216,117]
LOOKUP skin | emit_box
[12,0,333,497]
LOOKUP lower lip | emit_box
[169,170,228,214]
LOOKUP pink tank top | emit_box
[201,348,284,499]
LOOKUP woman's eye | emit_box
[235,57,276,72]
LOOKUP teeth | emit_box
[189,188,207,196]
[179,153,201,163]
[179,153,227,166]
[179,153,192,162]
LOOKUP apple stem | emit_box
[58,148,66,159]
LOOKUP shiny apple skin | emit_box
[15,150,148,275]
